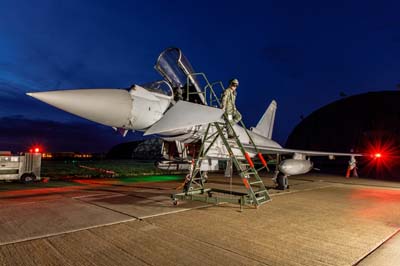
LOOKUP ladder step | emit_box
[254,190,268,195]
[248,197,269,204]
[242,171,256,176]
[256,196,266,201]
[257,199,269,205]
[250,181,263,185]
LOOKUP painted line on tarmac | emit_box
[291,177,400,190]
[74,192,215,220]
[332,182,400,190]
[139,203,216,219]
[0,197,64,207]
[0,217,137,247]
[1,193,126,207]
[72,193,126,200]
[71,193,114,199]
[73,196,141,220]
[0,203,216,247]
[0,192,126,207]
[353,227,400,265]
[269,184,336,197]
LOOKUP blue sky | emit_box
[0,0,399,152]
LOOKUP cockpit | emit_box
[154,47,206,104]
[140,80,173,98]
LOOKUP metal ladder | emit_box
[172,73,271,208]
[215,119,271,206]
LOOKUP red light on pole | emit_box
[34,147,40,153]
[375,153,382,158]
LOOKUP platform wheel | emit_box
[173,199,179,206]
[20,173,36,184]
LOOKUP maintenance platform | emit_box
[0,173,399,265]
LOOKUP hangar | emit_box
[286,91,400,179]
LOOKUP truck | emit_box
[0,151,42,182]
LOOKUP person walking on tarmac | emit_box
[221,78,242,138]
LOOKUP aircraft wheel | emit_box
[173,200,179,206]
[276,173,289,190]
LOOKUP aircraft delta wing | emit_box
[144,101,224,136]
[243,144,363,157]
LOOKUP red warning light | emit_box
[362,136,398,178]
[29,146,42,153]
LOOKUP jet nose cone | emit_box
[27,89,133,128]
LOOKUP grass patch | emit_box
[41,160,183,179]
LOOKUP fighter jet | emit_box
[27,48,362,189]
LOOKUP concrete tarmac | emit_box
[0,173,400,265]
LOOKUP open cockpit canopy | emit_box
[155,48,205,104]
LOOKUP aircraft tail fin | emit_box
[251,100,277,139]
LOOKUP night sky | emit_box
[1,0,399,152]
